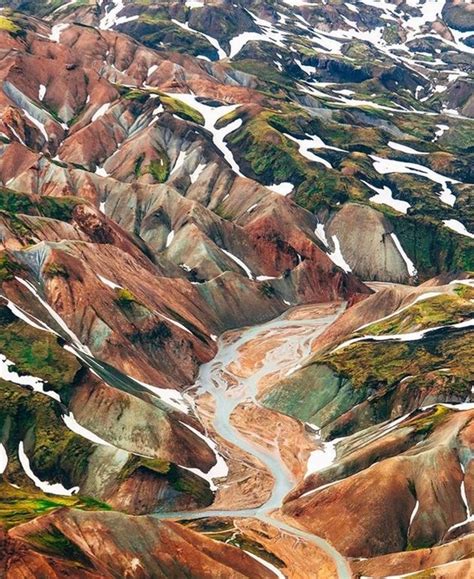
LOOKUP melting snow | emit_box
[0,444,7,474]
[63,413,112,446]
[388,141,428,156]
[433,124,449,142]
[315,223,329,246]
[38,84,47,102]
[166,230,175,248]
[95,166,109,177]
[5,124,25,145]
[335,89,355,96]
[49,23,69,43]
[328,235,352,273]
[172,19,226,59]
[15,277,92,355]
[221,248,254,279]
[362,180,410,214]
[166,93,243,176]
[99,0,138,30]
[333,318,474,353]
[147,64,158,78]
[19,441,79,495]
[371,155,458,206]
[91,102,111,123]
[97,275,122,289]
[0,353,60,402]
[268,182,294,195]
[171,150,187,175]
[285,132,342,168]
[306,429,340,477]
[443,219,474,240]
[356,291,443,334]
[22,109,48,143]
[409,500,419,527]
[180,421,228,491]
[245,551,286,579]
[391,233,417,277]
[190,162,206,184]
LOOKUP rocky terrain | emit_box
[0,1,472,578]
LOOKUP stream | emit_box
[154,304,351,578]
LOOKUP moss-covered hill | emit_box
[263,286,474,437]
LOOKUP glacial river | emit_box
[154,304,351,578]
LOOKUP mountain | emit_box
[0,1,472,578]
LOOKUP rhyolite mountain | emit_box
[0,1,472,578]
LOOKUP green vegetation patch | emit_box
[263,330,473,429]
[0,188,81,222]
[0,379,94,485]
[0,483,110,529]
[360,291,474,336]
[115,288,140,308]
[389,213,474,280]
[0,252,26,282]
[25,526,94,568]
[160,95,205,125]
[147,157,169,182]
[0,16,20,34]
[0,316,80,391]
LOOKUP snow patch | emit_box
[0,444,7,474]
[0,353,60,402]
[245,551,286,579]
[221,248,254,279]
[306,427,340,477]
[22,109,48,143]
[19,441,79,496]
[49,23,69,43]
[443,219,474,240]
[268,182,294,195]
[166,230,175,248]
[388,141,428,156]
[180,421,229,491]
[362,180,410,214]
[62,413,112,447]
[91,102,111,123]
[190,162,206,184]
[391,233,417,277]
[166,93,243,176]
[371,155,458,206]
[172,19,226,60]
[97,275,122,290]
[328,235,352,273]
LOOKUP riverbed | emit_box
[155,303,351,578]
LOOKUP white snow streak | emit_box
[391,233,417,277]
[222,248,254,279]
[0,353,60,402]
[180,421,229,491]
[19,441,79,496]
[62,413,112,447]
[443,219,474,240]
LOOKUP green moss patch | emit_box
[0,188,81,222]
[0,16,20,34]
[361,291,474,336]
[160,95,205,125]
[0,317,80,392]
[0,483,110,529]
